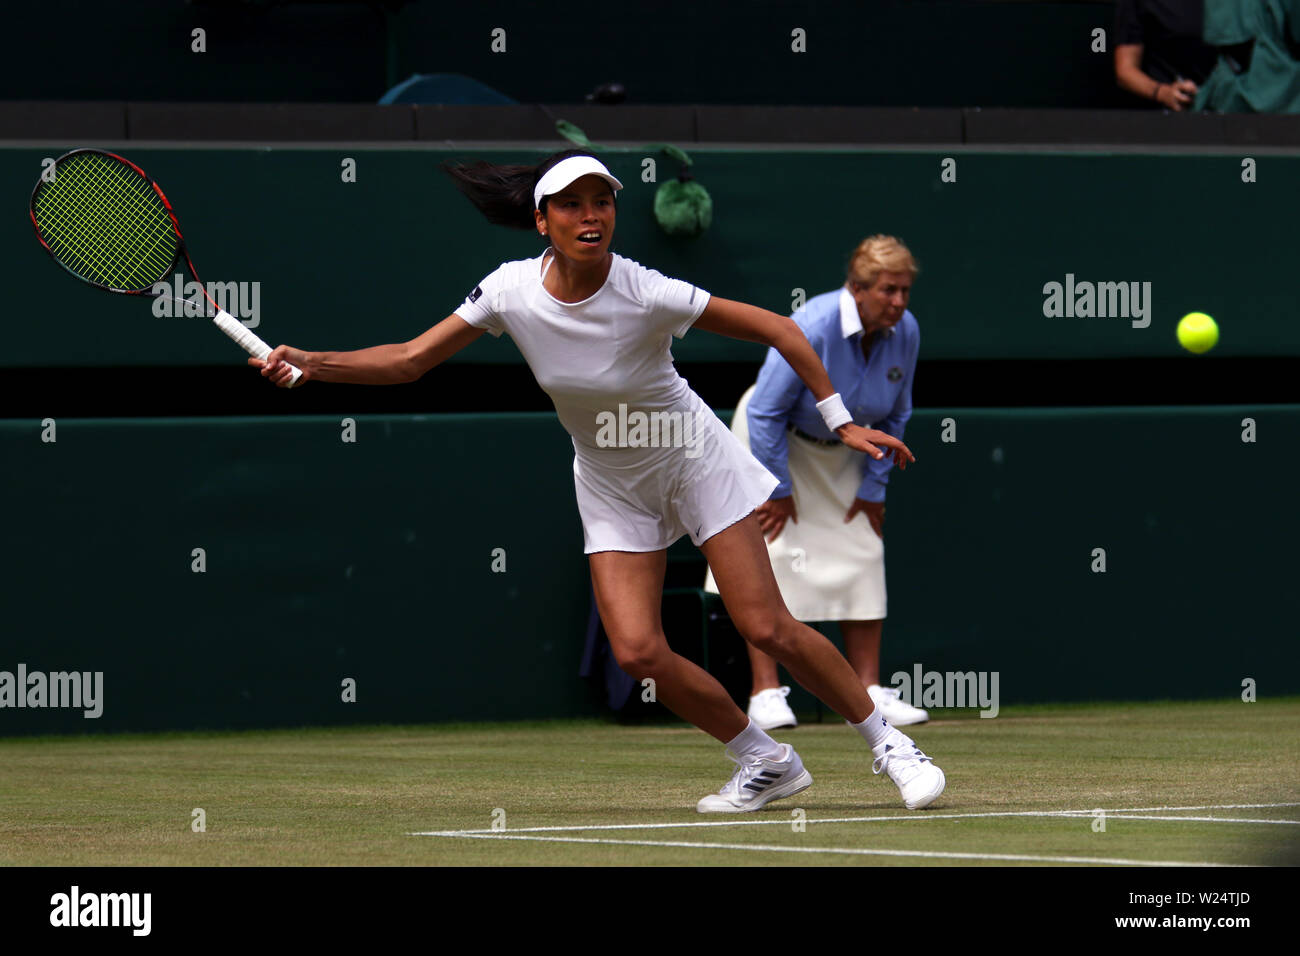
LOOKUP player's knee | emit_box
[736,612,795,658]
[609,632,670,679]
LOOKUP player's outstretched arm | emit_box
[250,314,486,388]
[694,297,915,467]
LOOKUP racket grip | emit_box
[212,309,302,387]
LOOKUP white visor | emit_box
[533,156,624,210]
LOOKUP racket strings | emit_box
[33,153,179,291]
[44,154,176,287]
[36,164,171,289]
[44,154,175,285]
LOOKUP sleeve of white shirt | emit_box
[645,267,711,339]
[452,263,509,338]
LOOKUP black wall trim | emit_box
[6,358,1296,420]
[4,102,1300,148]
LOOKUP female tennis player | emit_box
[251,149,945,811]
[704,236,931,730]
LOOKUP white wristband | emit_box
[816,392,853,431]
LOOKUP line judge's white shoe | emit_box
[747,686,797,730]
[696,744,813,813]
[868,683,929,726]
[872,728,946,810]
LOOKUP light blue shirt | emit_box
[746,287,919,503]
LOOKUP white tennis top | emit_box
[454,250,712,461]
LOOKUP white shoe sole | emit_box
[697,768,814,813]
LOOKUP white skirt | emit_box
[703,385,886,622]
[573,387,779,554]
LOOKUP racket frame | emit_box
[30,148,302,385]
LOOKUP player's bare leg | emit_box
[700,513,873,723]
[590,547,815,811]
[588,549,747,742]
[702,512,945,808]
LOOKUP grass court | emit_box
[2,698,1296,867]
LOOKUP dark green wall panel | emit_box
[2,405,1295,735]
[0,414,591,734]
[815,404,1300,713]
[8,145,1299,373]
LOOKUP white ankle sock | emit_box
[851,709,894,750]
[726,719,785,761]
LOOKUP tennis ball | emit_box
[1177,312,1218,354]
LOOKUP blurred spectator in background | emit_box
[1196,0,1300,112]
[1114,0,1218,110]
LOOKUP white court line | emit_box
[1102,814,1300,826]
[434,832,1244,867]
[411,802,1300,837]
[1055,802,1300,814]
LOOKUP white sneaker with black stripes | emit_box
[696,744,813,813]
[872,727,946,810]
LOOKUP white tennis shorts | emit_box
[703,385,887,621]
[573,390,778,554]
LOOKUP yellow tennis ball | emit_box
[1177,312,1218,354]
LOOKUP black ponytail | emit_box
[441,148,612,230]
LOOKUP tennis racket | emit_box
[29,148,302,386]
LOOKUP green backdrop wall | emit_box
[2,406,1294,735]
[8,145,1298,370]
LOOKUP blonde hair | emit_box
[846,235,919,288]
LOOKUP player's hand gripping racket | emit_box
[29,148,302,386]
